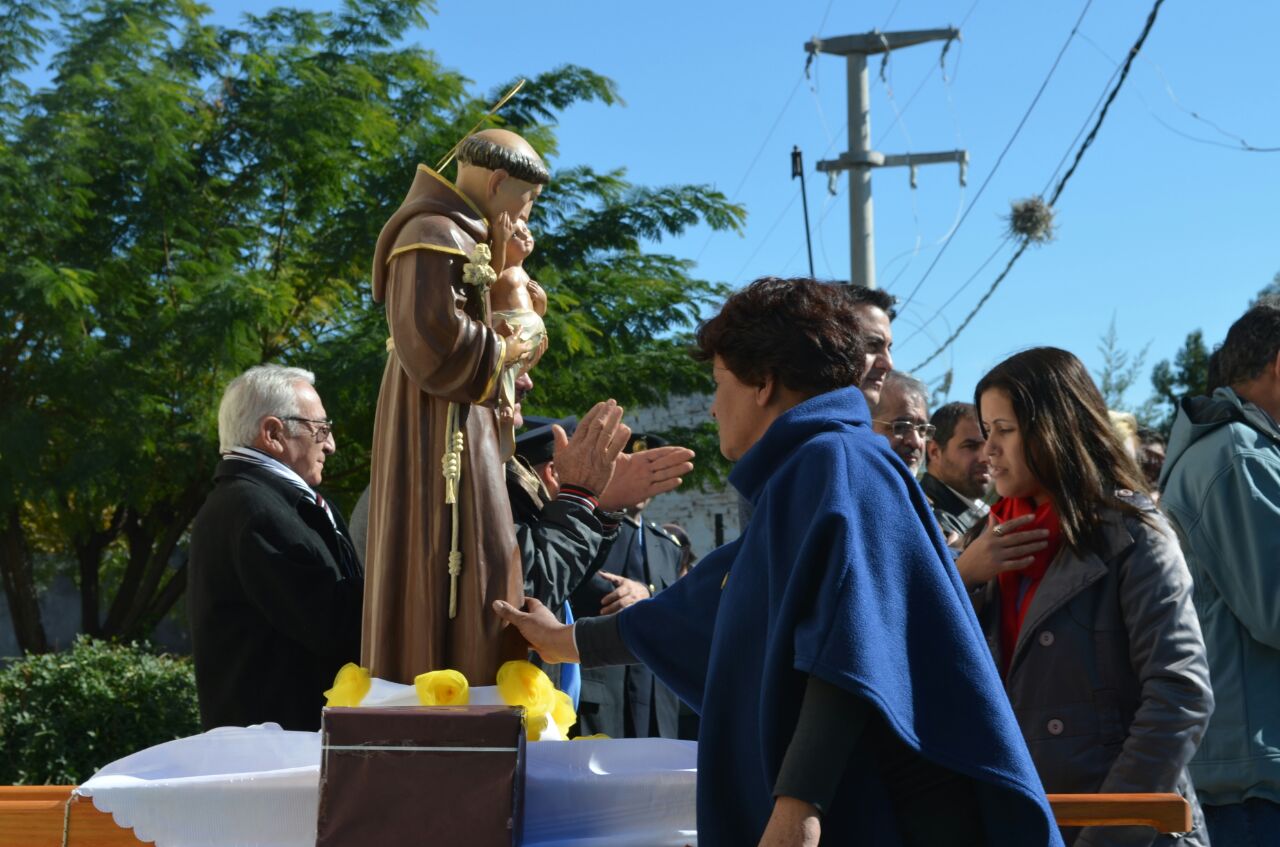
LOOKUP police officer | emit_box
[569,433,684,738]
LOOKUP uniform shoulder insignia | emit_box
[648,521,681,546]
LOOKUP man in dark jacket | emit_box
[921,402,991,542]
[570,435,685,739]
[188,365,363,732]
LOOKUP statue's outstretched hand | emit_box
[492,598,579,664]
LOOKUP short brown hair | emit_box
[695,277,866,395]
[931,402,979,450]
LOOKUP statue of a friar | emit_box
[363,129,546,684]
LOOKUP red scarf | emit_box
[992,497,1063,676]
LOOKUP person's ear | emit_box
[754,373,777,408]
[926,438,942,463]
[259,417,287,456]
[536,460,558,495]
[486,168,510,198]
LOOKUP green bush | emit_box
[0,636,200,784]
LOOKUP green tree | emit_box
[1094,315,1150,413]
[1147,331,1211,435]
[0,0,742,654]
[1255,271,1280,305]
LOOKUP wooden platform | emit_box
[0,786,1191,845]
[0,786,149,847]
[1046,792,1193,832]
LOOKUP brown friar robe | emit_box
[363,165,526,684]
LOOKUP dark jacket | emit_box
[506,458,614,617]
[973,500,1213,847]
[505,458,616,691]
[187,460,363,732]
[920,471,986,539]
[571,516,682,738]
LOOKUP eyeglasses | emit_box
[873,420,935,441]
[282,416,334,443]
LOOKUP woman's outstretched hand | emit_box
[492,597,580,665]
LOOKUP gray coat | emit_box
[974,501,1213,847]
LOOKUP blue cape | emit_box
[617,387,1063,845]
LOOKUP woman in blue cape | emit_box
[496,278,1063,846]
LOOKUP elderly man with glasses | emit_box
[188,364,363,732]
[871,371,933,476]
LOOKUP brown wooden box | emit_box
[316,705,525,847]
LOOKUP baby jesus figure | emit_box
[490,215,548,460]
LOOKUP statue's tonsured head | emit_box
[457,130,549,185]
[455,129,548,223]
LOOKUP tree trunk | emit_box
[0,505,49,655]
[77,543,100,636]
[73,505,126,637]
[104,481,205,639]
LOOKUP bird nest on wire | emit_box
[1006,196,1056,244]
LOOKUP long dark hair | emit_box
[974,347,1148,554]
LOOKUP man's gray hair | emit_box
[874,370,929,414]
[218,365,316,452]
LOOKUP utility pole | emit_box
[805,29,968,289]
[791,146,815,277]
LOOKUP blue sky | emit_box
[56,1,1280,407]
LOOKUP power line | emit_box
[910,0,1167,372]
[895,235,1011,347]
[895,61,1110,344]
[1076,29,1280,154]
[693,0,850,266]
[693,70,805,263]
[880,38,971,292]
[893,0,1095,315]
[731,186,802,284]
[873,0,979,147]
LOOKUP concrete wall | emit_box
[0,567,191,664]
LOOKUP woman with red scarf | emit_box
[955,347,1214,847]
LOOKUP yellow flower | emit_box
[496,660,554,715]
[571,733,611,741]
[414,669,470,706]
[551,689,576,736]
[526,712,551,742]
[324,663,371,707]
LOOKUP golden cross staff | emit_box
[434,78,527,172]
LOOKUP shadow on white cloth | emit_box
[77,723,697,847]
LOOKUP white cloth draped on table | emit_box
[76,723,698,847]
